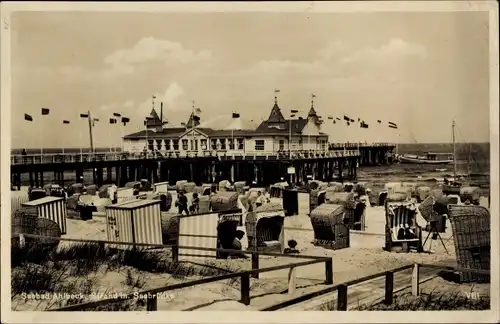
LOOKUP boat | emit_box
[399,152,454,164]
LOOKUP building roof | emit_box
[146,108,163,127]
[123,128,186,139]
[256,118,308,135]
[267,103,286,123]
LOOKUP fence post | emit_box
[240,273,250,306]
[288,266,297,295]
[251,252,259,279]
[412,263,420,296]
[337,284,348,310]
[146,295,158,311]
[171,245,179,263]
[384,271,394,305]
[325,258,333,285]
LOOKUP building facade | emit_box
[123,101,329,156]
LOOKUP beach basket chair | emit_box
[86,184,98,196]
[460,187,481,205]
[161,213,179,245]
[210,191,239,212]
[385,201,423,253]
[252,205,285,253]
[447,205,490,283]
[28,188,47,201]
[233,181,247,195]
[309,189,327,212]
[310,204,350,250]
[416,186,431,203]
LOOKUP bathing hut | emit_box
[21,196,68,235]
[282,188,310,216]
[384,201,423,253]
[310,204,350,250]
[105,199,163,246]
[448,204,490,282]
[325,192,366,231]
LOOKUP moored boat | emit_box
[400,152,453,164]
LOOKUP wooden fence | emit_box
[18,234,333,311]
[261,263,490,311]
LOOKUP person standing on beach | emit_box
[176,191,189,215]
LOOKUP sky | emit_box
[9,9,491,148]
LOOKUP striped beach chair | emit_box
[385,201,422,252]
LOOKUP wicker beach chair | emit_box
[252,205,285,252]
[385,201,423,252]
[86,184,98,196]
[310,204,349,250]
[448,205,490,282]
[210,191,239,212]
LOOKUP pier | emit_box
[10,143,394,188]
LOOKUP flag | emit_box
[63,120,70,124]
[290,114,296,118]
[291,109,299,113]
[312,94,316,98]
[24,113,33,122]
[193,115,201,122]
[358,118,361,122]
[232,113,240,118]
[377,120,382,124]
[347,121,350,126]
[41,108,50,115]
[274,89,280,93]
[80,113,88,118]
[113,113,121,117]
[93,118,99,122]
[181,122,186,126]
[109,118,117,124]
[360,121,369,128]
[350,119,355,123]
[388,121,397,126]
[333,120,336,124]
[121,117,130,123]
[336,117,341,120]
[327,116,333,120]
[344,115,350,121]
[195,108,202,114]
[389,125,398,129]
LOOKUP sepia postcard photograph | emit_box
[1,1,499,323]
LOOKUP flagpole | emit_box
[40,116,44,157]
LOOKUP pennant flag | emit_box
[327,116,334,120]
[93,118,99,122]
[195,108,202,114]
[121,117,130,123]
[113,113,121,117]
[388,121,397,127]
[274,89,280,93]
[80,113,88,118]
[232,112,240,118]
[24,113,33,122]
[290,114,296,118]
[291,109,299,114]
[377,120,382,124]
[358,118,361,122]
[181,122,186,126]
[312,94,316,98]
[360,121,369,128]
[350,119,355,123]
[41,108,50,115]
[343,115,350,121]
[109,118,117,124]
[389,124,398,129]
[193,115,201,122]
[63,120,70,124]
[336,117,341,120]
[333,120,336,124]
[347,121,350,126]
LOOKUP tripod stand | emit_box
[423,219,449,254]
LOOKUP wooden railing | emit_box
[261,263,490,311]
[17,234,333,311]
[10,149,361,165]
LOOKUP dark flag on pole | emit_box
[343,115,350,121]
[360,121,369,128]
[327,116,334,120]
[232,113,240,118]
[93,118,99,122]
[333,120,336,124]
[291,110,299,114]
[80,113,89,118]
[63,120,70,124]
[113,113,121,117]
[109,118,117,124]
[347,121,350,126]
[350,119,355,123]
[388,121,398,129]
[336,117,341,120]
[121,117,130,123]
[41,108,50,115]
[24,113,33,122]
[377,120,382,123]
